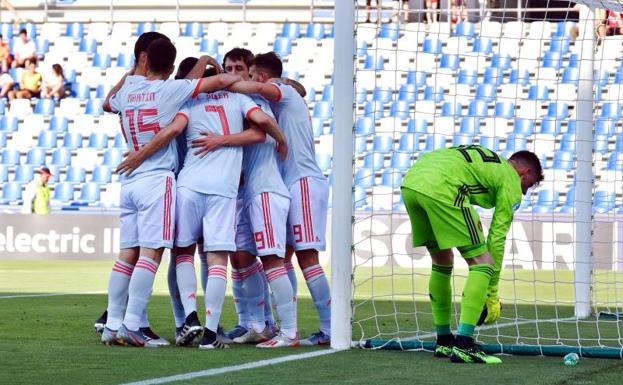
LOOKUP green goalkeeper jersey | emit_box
[401,145,522,265]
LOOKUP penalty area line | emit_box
[116,349,338,385]
[0,291,106,299]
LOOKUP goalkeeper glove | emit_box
[477,286,501,326]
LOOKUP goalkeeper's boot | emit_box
[217,324,233,344]
[116,324,148,347]
[256,331,300,348]
[140,327,170,347]
[94,310,108,334]
[433,334,455,358]
[199,328,229,349]
[299,330,330,346]
[225,324,248,340]
[101,327,118,346]
[449,337,502,364]
[176,311,203,347]
[233,328,267,344]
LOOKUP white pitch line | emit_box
[116,349,338,385]
[0,291,105,299]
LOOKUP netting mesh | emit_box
[350,1,623,355]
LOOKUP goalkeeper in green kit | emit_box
[400,145,543,364]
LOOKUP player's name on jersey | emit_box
[128,92,156,103]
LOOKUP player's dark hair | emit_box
[147,38,176,75]
[175,56,216,79]
[134,31,169,62]
[19,28,27,36]
[251,52,283,77]
[510,151,544,184]
[223,47,254,69]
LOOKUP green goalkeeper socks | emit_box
[458,264,494,337]
[430,264,453,334]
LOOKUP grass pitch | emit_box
[1,260,623,385]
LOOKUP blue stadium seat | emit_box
[0,116,18,132]
[479,136,500,151]
[539,117,562,136]
[552,151,574,171]
[65,69,77,84]
[423,134,447,152]
[390,152,412,170]
[95,85,112,98]
[460,117,480,135]
[355,168,375,189]
[595,118,617,136]
[505,134,527,151]
[566,120,577,134]
[92,165,112,184]
[79,37,97,54]
[363,152,385,171]
[363,101,386,118]
[440,54,459,71]
[93,54,111,69]
[494,102,515,119]
[311,118,324,138]
[0,132,6,148]
[549,37,570,54]
[305,23,325,39]
[37,130,58,148]
[364,54,384,70]
[372,135,394,153]
[312,101,333,120]
[356,86,368,104]
[390,100,410,119]
[467,100,489,117]
[355,136,368,154]
[372,86,393,103]
[199,38,219,54]
[380,169,403,187]
[398,133,421,152]
[25,148,46,166]
[0,182,23,204]
[66,166,86,183]
[281,70,299,81]
[379,23,400,40]
[568,53,580,68]
[453,133,474,146]
[490,54,511,70]
[608,152,623,171]
[356,117,375,135]
[561,67,579,85]
[398,84,418,102]
[85,98,104,116]
[49,116,68,132]
[137,22,156,35]
[19,22,37,39]
[408,118,428,133]
[542,51,562,69]
[458,70,478,86]
[558,188,575,213]
[513,119,535,136]
[600,103,621,119]
[423,38,442,55]
[35,39,49,55]
[51,148,72,166]
[528,85,550,101]
[116,53,135,69]
[0,23,13,39]
[547,102,569,119]
[509,69,531,86]
[356,39,367,57]
[441,101,462,117]
[322,85,333,102]
[560,133,576,152]
[281,23,300,39]
[423,86,445,102]
[14,165,34,182]
[532,190,560,213]
[483,67,503,85]
[34,98,55,115]
[65,22,84,39]
[475,84,496,102]
[455,22,475,38]
[615,136,623,152]
[184,22,204,38]
[73,83,91,99]
[52,182,75,202]
[406,71,427,87]
[315,153,332,172]
[62,133,83,149]
[594,190,616,213]
[273,37,292,57]
[88,132,109,150]
[77,182,101,204]
[555,21,576,37]
[354,186,368,209]
[472,37,492,54]
[594,134,609,154]
[595,69,609,88]
[0,164,8,182]
[103,148,124,167]
[1,149,20,165]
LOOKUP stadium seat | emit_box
[65,166,86,183]
[355,136,368,154]
[313,101,333,120]
[95,84,112,99]
[479,135,500,151]
[380,168,403,187]
[561,67,579,85]
[552,151,574,171]
[406,71,427,87]
[615,136,623,152]
[35,38,50,55]
[453,133,474,146]
[398,84,418,102]
[88,132,109,150]
[273,37,292,57]
[0,182,23,204]
[0,164,8,183]
[364,54,384,70]
[398,133,421,152]
[542,51,562,69]
[539,117,562,136]
[608,152,623,171]
[355,168,375,189]
[483,67,504,86]
[354,186,368,209]
[547,102,569,119]
[372,87,393,103]
[595,69,609,88]
[93,54,112,69]
[103,148,124,167]
[25,148,47,166]
[0,23,13,39]
[0,132,6,149]
[372,135,394,153]
[472,37,492,54]
[423,134,447,152]
[1,149,20,166]
[116,53,134,69]
[595,118,617,136]
[78,38,97,54]
[490,53,511,70]
[475,84,496,102]
[594,134,609,154]
[594,190,616,213]
[305,23,325,40]
[9,99,33,117]
[200,38,219,55]
[505,134,527,151]
[72,83,91,99]
[560,134,576,153]
[356,117,375,135]
[34,98,55,115]
[509,69,531,86]
[494,102,515,119]
[458,70,478,86]
[311,118,324,138]
[77,182,101,204]
[62,133,83,149]
[600,103,621,119]
[441,102,462,117]
[455,22,475,38]
[0,116,18,132]
[363,152,385,171]
[440,54,459,71]
[363,101,386,118]
[184,22,204,38]
[51,148,72,166]
[555,21,576,38]
[407,118,428,133]
[66,22,84,39]
[37,130,58,148]
[423,86,445,103]
[315,153,332,172]
[92,165,112,184]
[85,99,104,116]
[460,117,480,135]
[423,38,442,55]
[390,100,410,119]
[281,23,300,39]
[20,22,37,39]
[513,119,535,136]
[467,100,489,117]
[568,53,580,68]
[13,165,33,183]
[52,182,75,203]
[390,152,412,170]
[379,23,400,40]
[532,189,560,213]
[528,85,550,101]
[137,22,156,35]
[549,37,570,54]
[322,85,334,102]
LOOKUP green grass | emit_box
[1,260,623,385]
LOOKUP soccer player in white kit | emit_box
[100,38,242,347]
[229,52,331,346]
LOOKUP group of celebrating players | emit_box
[93,31,331,350]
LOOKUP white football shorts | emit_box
[286,176,329,251]
[235,198,256,255]
[120,172,176,249]
[246,192,289,258]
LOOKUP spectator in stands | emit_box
[0,69,14,98]
[41,63,65,100]
[11,28,36,68]
[365,0,378,23]
[606,10,623,36]
[8,58,41,100]
[426,0,439,24]
[596,8,607,41]
[0,34,11,73]
[22,166,52,215]
[452,0,468,23]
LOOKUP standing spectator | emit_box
[426,0,439,24]
[8,58,41,100]
[41,63,65,99]
[0,34,11,73]
[12,28,36,68]
[0,69,14,98]
[606,10,623,36]
[365,0,378,23]
[452,0,468,23]
[22,166,53,215]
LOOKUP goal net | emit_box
[340,0,623,357]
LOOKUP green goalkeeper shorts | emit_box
[401,187,487,258]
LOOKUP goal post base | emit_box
[363,339,623,359]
